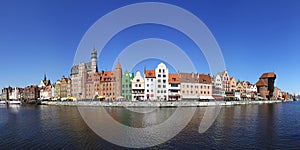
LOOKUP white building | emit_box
[220,70,231,92]
[144,70,156,100]
[168,74,181,100]
[155,63,169,101]
[212,74,224,98]
[132,71,145,101]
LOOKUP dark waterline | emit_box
[0,102,299,149]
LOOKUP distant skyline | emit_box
[0,0,300,94]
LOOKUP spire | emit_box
[44,74,47,81]
[116,59,121,69]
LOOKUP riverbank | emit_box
[41,100,284,107]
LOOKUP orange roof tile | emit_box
[260,72,276,78]
[169,74,180,84]
[256,79,267,87]
[145,70,156,78]
[198,74,211,83]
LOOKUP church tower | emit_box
[91,48,98,73]
[115,60,122,99]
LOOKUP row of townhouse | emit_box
[124,62,213,101]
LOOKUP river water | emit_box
[0,101,299,149]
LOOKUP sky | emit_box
[0,0,299,94]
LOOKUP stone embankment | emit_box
[41,100,283,107]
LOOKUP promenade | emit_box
[41,100,283,107]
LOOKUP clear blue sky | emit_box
[0,0,299,94]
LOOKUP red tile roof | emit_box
[260,72,276,78]
[145,70,155,78]
[256,79,267,86]
[169,74,180,84]
[198,74,211,83]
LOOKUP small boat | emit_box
[8,100,22,105]
[0,101,6,104]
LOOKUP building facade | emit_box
[122,71,134,101]
[155,63,169,101]
[212,74,224,99]
[131,71,145,101]
[220,70,231,92]
[144,70,156,100]
[256,72,276,100]
[179,72,200,100]
[198,74,213,100]
[230,77,237,92]
[168,74,181,100]
[70,49,122,100]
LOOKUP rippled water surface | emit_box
[0,101,300,149]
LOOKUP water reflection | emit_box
[0,102,299,149]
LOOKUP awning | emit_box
[98,96,105,99]
[213,95,224,99]
[199,96,215,100]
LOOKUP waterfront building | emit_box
[131,71,145,101]
[60,76,71,99]
[168,74,181,100]
[144,69,156,100]
[275,87,282,100]
[38,74,51,88]
[220,70,231,92]
[8,87,23,100]
[70,49,97,100]
[52,76,71,100]
[155,63,169,101]
[229,77,237,92]
[97,61,122,101]
[23,85,39,100]
[256,72,276,100]
[38,74,52,100]
[198,74,213,100]
[122,71,134,101]
[179,72,200,100]
[53,80,61,100]
[212,74,224,99]
[70,49,122,100]
[1,86,12,100]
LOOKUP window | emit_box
[159,69,161,73]
[163,80,166,83]
[164,90,166,93]
[147,90,149,92]
[158,85,161,88]
[158,74,161,77]
[163,75,166,78]
[135,84,138,87]
[157,90,160,93]
[163,85,166,88]
[139,84,141,87]
[147,84,149,87]
[137,79,140,82]
[204,91,206,94]
[191,85,193,88]
[158,79,161,83]
[208,91,210,94]
[201,86,203,89]
[182,90,185,94]
[151,79,153,82]
[187,85,189,88]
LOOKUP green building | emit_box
[122,71,134,101]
